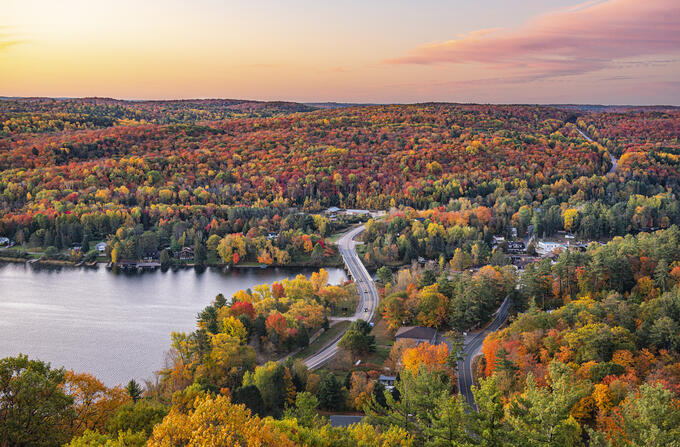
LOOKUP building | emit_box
[379,375,397,390]
[344,209,371,216]
[506,241,526,253]
[0,237,10,246]
[329,415,365,427]
[178,247,194,261]
[395,326,438,345]
[537,241,566,254]
[95,242,107,253]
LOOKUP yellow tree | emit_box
[148,394,295,447]
[217,234,247,265]
[61,371,130,436]
[310,268,329,292]
[401,342,450,375]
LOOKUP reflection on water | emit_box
[0,263,347,385]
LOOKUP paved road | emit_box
[457,296,511,410]
[576,127,618,174]
[304,225,379,369]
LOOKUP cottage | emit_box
[0,237,10,246]
[395,326,438,345]
[379,375,397,390]
[266,232,279,240]
[95,242,107,253]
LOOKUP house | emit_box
[506,241,526,253]
[325,206,342,218]
[537,241,566,254]
[0,237,10,246]
[179,247,194,261]
[379,375,397,390]
[329,415,365,427]
[266,232,279,240]
[344,209,370,216]
[395,326,438,345]
[95,242,107,253]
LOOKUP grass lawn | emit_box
[293,320,351,360]
[359,316,394,368]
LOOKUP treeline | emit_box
[0,97,314,136]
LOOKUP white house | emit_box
[379,375,397,390]
[0,237,10,246]
[537,241,566,254]
[95,242,107,253]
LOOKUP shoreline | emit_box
[0,256,344,271]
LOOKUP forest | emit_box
[1,101,678,268]
[1,99,679,446]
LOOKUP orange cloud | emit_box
[386,0,680,79]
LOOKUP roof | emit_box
[329,415,365,427]
[395,326,437,341]
[379,375,396,381]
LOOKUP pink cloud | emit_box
[386,0,680,79]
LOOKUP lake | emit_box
[0,263,347,386]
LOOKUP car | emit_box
[364,307,368,312]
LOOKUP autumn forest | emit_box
[1,98,679,447]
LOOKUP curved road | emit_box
[576,127,618,174]
[457,296,511,410]
[304,225,379,369]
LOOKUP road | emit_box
[456,296,511,410]
[576,127,618,174]
[304,225,379,369]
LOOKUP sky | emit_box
[1,0,679,104]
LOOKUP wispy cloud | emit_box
[385,0,680,79]
[0,26,24,52]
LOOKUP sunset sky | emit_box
[2,0,679,104]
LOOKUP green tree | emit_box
[505,361,589,447]
[425,394,471,447]
[654,259,669,292]
[284,391,320,428]
[365,367,451,444]
[470,375,510,447]
[318,373,344,411]
[339,319,376,356]
[232,385,265,416]
[611,383,680,447]
[105,400,168,437]
[125,379,142,403]
[377,266,393,285]
[242,362,288,415]
[66,429,147,447]
[0,355,75,447]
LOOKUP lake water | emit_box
[0,263,347,386]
